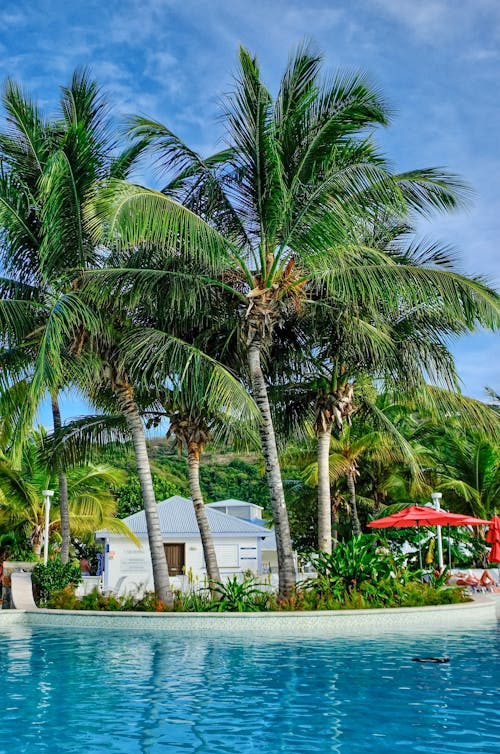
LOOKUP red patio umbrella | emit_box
[368,506,490,569]
[367,506,488,529]
[486,515,500,563]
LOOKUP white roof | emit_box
[209,499,264,510]
[97,496,268,539]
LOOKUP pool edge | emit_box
[1,597,496,635]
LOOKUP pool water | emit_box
[1,623,498,753]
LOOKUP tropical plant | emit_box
[207,575,269,612]
[32,559,82,604]
[157,368,260,584]
[0,430,135,555]
[433,430,500,520]
[0,70,194,604]
[301,535,404,597]
[0,530,37,562]
[0,70,145,563]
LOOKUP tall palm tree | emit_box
[158,369,259,584]
[89,44,499,596]
[51,358,260,587]
[0,71,145,562]
[0,73,181,603]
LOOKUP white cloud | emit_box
[373,0,500,44]
[0,9,29,27]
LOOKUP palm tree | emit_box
[0,430,136,556]
[0,71,145,562]
[157,369,259,584]
[89,44,499,596]
[265,260,469,555]
[425,427,500,520]
[321,426,411,536]
[56,363,260,586]
[0,72,182,603]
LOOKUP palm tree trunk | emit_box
[32,525,43,557]
[347,472,361,537]
[247,338,296,598]
[51,393,70,563]
[115,381,173,606]
[187,447,221,584]
[332,512,338,550]
[317,426,333,554]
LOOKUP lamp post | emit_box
[42,490,54,565]
[431,491,444,572]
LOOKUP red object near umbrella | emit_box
[488,542,500,563]
[486,515,500,543]
[486,515,500,563]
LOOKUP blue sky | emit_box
[1,0,498,422]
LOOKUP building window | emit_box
[164,543,185,575]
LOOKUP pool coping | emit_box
[0,596,496,636]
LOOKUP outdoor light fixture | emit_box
[42,489,55,565]
[431,492,444,572]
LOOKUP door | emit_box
[164,543,185,575]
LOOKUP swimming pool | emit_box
[2,623,498,753]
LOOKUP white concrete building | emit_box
[95,496,276,595]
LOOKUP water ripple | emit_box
[0,624,498,753]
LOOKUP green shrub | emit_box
[173,589,213,612]
[32,560,82,605]
[301,535,405,599]
[298,536,471,610]
[38,560,471,613]
[80,588,124,611]
[45,586,81,610]
[207,576,269,612]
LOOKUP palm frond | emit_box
[42,414,131,469]
[86,179,237,275]
[121,327,261,425]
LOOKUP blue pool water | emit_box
[1,623,498,753]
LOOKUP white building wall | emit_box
[103,537,153,594]
[100,534,263,595]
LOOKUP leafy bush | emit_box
[301,535,405,598]
[207,576,269,612]
[298,535,470,609]
[173,589,212,612]
[46,587,165,612]
[32,560,82,605]
[45,586,81,610]
[39,556,470,613]
[0,532,38,562]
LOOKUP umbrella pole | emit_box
[436,525,444,571]
[417,525,423,571]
